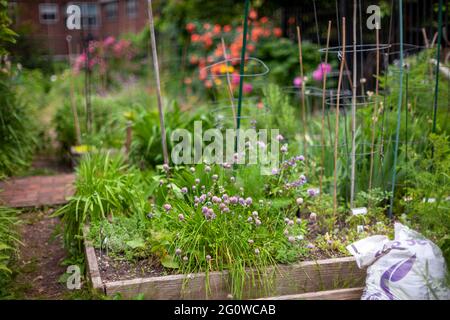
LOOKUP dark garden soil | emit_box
[96,249,168,282]
[11,208,69,299]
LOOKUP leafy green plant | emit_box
[54,152,150,254]
[0,206,20,297]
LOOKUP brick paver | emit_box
[0,174,75,208]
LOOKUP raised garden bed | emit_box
[84,228,366,300]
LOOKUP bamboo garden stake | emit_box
[66,35,81,146]
[350,0,357,208]
[147,0,169,165]
[369,26,380,191]
[319,21,332,197]
[333,18,346,218]
[297,26,308,156]
[221,38,237,129]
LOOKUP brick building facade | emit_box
[9,0,148,56]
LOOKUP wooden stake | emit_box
[333,17,346,219]
[147,0,169,165]
[369,27,380,191]
[350,0,357,208]
[297,26,308,156]
[66,36,81,146]
[221,38,237,129]
[319,21,332,198]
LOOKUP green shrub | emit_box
[0,206,20,297]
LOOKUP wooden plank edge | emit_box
[83,225,105,294]
[256,287,364,300]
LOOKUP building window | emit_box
[105,1,118,20]
[80,3,99,28]
[39,3,59,24]
[126,0,137,18]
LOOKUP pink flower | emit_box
[293,76,302,88]
[103,36,115,47]
[313,69,323,81]
[232,73,240,85]
[243,83,253,94]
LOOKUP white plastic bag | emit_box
[347,223,450,300]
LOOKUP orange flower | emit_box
[213,24,221,34]
[247,43,255,53]
[204,80,213,88]
[214,46,223,58]
[184,77,192,85]
[273,28,282,37]
[203,23,211,30]
[223,25,232,33]
[189,55,199,65]
[199,69,207,81]
[260,17,269,24]
[191,34,201,42]
[186,23,196,33]
[249,9,258,20]
[288,16,296,25]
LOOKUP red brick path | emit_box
[0,174,75,208]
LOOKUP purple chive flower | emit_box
[293,76,302,88]
[206,255,212,261]
[192,185,196,191]
[212,174,218,181]
[284,229,289,236]
[201,185,205,190]
[245,197,253,206]
[308,188,318,197]
[195,178,200,184]
[296,218,302,224]
[271,168,279,175]
[256,141,266,149]
[239,197,246,205]
[248,239,254,244]
[183,256,188,262]
[200,194,207,202]
[309,212,317,221]
[163,204,172,212]
[255,219,262,226]
[280,144,288,153]
[296,197,304,205]
[222,194,229,201]
[162,164,169,172]
[202,206,209,214]
[247,216,253,223]
[296,155,305,162]
[205,165,211,172]
[288,220,294,226]
[288,236,295,243]
[190,167,196,173]
[178,214,185,221]
[222,207,230,213]
[175,248,182,255]
[181,187,188,194]
[276,134,284,141]
[230,196,238,204]
[252,211,258,217]
[223,162,231,169]
[254,248,260,255]
[212,196,221,203]
[230,176,236,183]
[159,179,164,186]
[307,243,315,249]
[284,217,290,224]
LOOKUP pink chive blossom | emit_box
[230,177,236,183]
[163,204,172,212]
[222,194,229,201]
[192,185,197,191]
[178,214,185,221]
[276,134,284,141]
[230,196,238,204]
[288,220,294,226]
[255,219,262,226]
[195,178,200,184]
[288,236,296,243]
[293,76,302,88]
[254,248,260,255]
[252,211,258,217]
[248,239,254,244]
[280,144,288,153]
[175,248,182,255]
[296,218,302,224]
[103,36,115,47]
[159,179,164,186]
[296,155,305,162]
[271,168,279,175]
[183,256,189,262]
[307,243,315,249]
[232,73,240,85]
[202,206,209,214]
[212,174,218,181]
[181,187,188,194]
[296,197,304,205]
[284,229,289,236]
[206,255,212,261]
[247,216,253,223]
[162,164,169,172]
[245,197,253,205]
[308,188,318,197]
[190,167,196,173]
[284,217,290,224]
[256,141,266,149]
[205,165,211,172]
[212,196,221,203]
[309,212,317,221]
